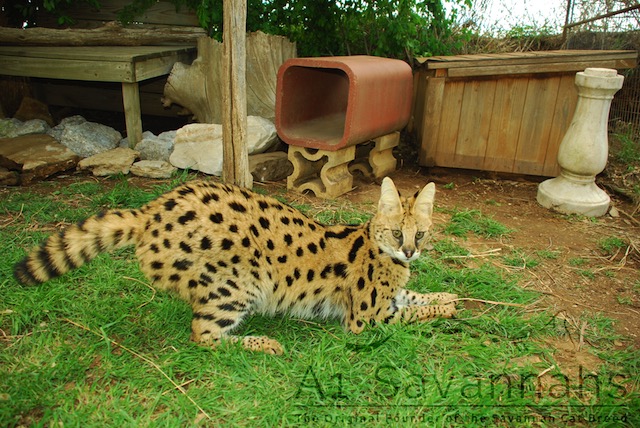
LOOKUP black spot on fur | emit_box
[178,210,196,225]
[325,227,358,240]
[216,319,235,328]
[164,199,177,211]
[228,202,247,213]
[348,236,364,263]
[173,259,193,271]
[370,288,378,307]
[320,265,332,279]
[178,186,195,196]
[210,213,224,223]
[202,193,219,204]
[200,237,212,250]
[259,217,270,230]
[333,263,347,278]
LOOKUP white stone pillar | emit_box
[537,68,624,217]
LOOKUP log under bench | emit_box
[0,45,196,146]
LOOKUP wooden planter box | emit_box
[412,50,638,176]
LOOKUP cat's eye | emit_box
[415,231,425,240]
[392,230,403,240]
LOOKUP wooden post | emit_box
[222,0,252,188]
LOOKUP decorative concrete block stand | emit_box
[276,56,412,198]
[537,68,624,217]
[287,132,399,199]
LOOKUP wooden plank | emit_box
[421,50,637,70]
[513,76,562,175]
[542,74,579,176]
[0,55,134,82]
[446,58,637,77]
[0,46,195,82]
[0,46,193,61]
[483,77,529,172]
[122,82,143,146]
[222,0,252,187]
[453,79,497,169]
[418,76,445,166]
[434,80,465,167]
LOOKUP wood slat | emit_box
[418,77,445,166]
[483,77,528,172]
[421,50,636,67]
[513,76,562,175]
[446,58,637,77]
[0,46,193,61]
[453,79,497,169]
[434,81,465,167]
[0,46,195,82]
[421,50,637,72]
[542,74,578,176]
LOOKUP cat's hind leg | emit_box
[190,305,284,355]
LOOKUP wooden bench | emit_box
[0,45,196,146]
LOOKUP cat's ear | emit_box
[378,177,402,216]
[414,182,435,218]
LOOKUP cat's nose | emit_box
[403,248,415,259]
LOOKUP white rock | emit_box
[170,123,223,175]
[169,116,277,175]
[130,160,177,179]
[78,147,139,176]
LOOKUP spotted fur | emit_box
[14,177,457,354]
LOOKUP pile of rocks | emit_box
[1,101,292,185]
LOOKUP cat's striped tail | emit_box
[14,209,143,285]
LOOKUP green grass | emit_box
[1,177,638,427]
[613,132,640,165]
[442,208,513,239]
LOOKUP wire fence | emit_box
[563,2,640,134]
